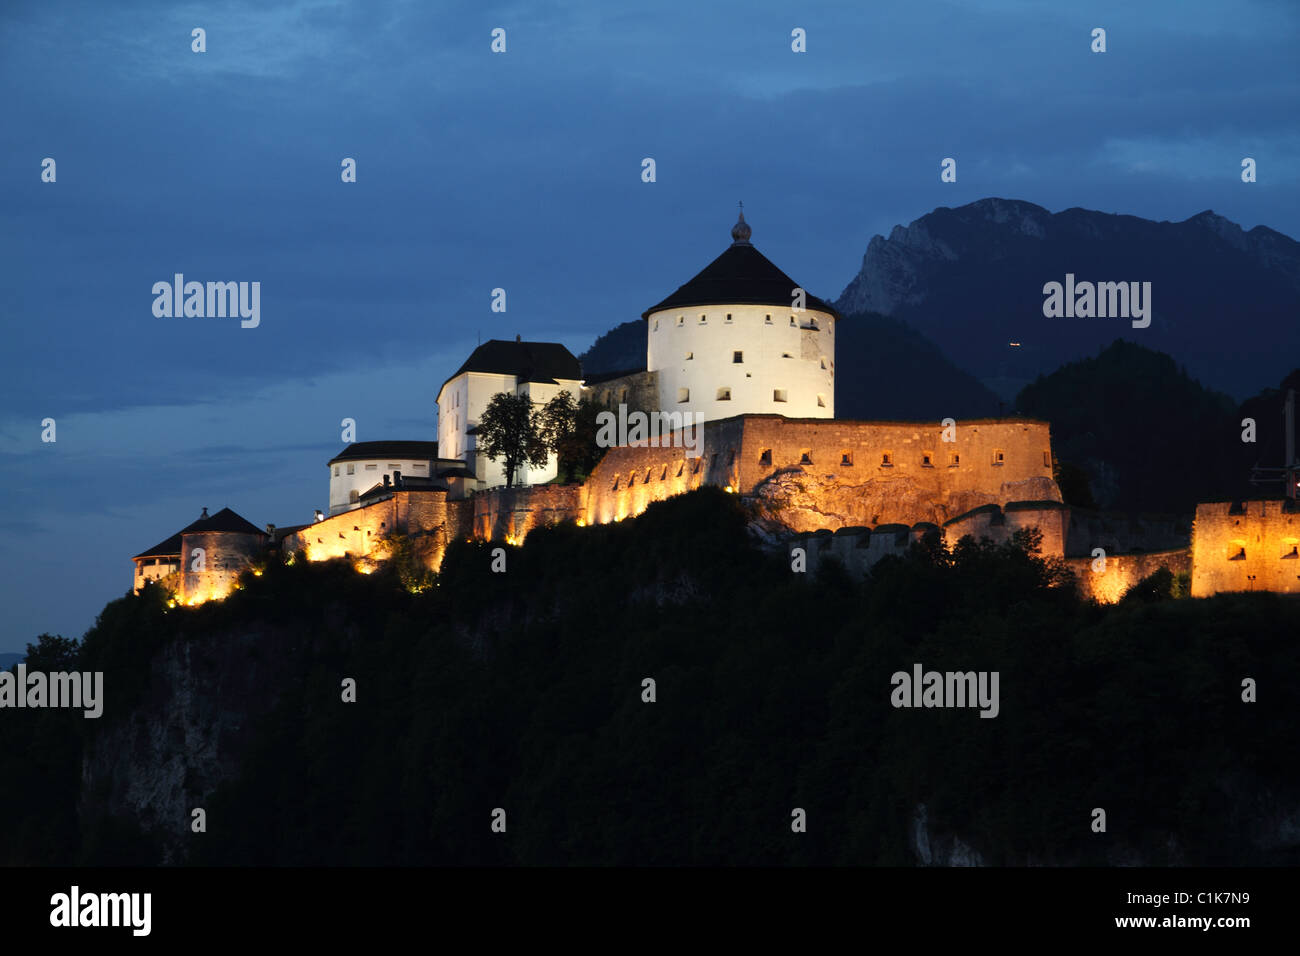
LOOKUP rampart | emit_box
[1190,500,1300,597]
[584,415,1060,531]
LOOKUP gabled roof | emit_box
[133,507,265,560]
[440,340,582,396]
[642,211,840,320]
[328,440,439,466]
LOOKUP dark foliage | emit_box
[3,488,1297,865]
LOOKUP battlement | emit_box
[1191,500,1300,597]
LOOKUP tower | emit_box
[643,206,839,423]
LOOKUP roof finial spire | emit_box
[731,202,752,245]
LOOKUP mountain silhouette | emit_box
[835,198,1300,401]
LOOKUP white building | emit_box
[436,339,583,491]
[327,440,440,515]
[644,208,838,422]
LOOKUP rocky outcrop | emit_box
[748,465,1060,534]
[834,198,1300,400]
[80,623,311,863]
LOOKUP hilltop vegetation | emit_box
[2,488,1297,865]
[1016,341,1296,513]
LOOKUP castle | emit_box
[132,210,1300,605]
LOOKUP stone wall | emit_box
[586,370,659,415]
[789,514,1193,606]
[283,489,469,572]
[789,523,934,577]
[943,501,1069,558]
[582,415,1059,532]
[472,484,585,542]
[740,416,1058,532]
[177,531,266,604]
[1068,548,1192,603]
[1191,500,1300,597]
[1063,509,1192,558]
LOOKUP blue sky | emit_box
[1,0,1297,651]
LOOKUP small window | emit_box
[881,452,893,466]
[677,388,690,403]
[765,313,772,324]
[950,453,960,467]
[333,465,340,476]
[773,389,788,403]
[993,449,1005,465]
[725,313,733,323]
[412,463,427,472]
[820,358,827,370]
[1230,547,1246,560]
[685,351,693,360]
[1043,451,1051,467]
[677,316,684,326]
[700,314,707,324]
[677,461,685,477]
[841,451,853,466]
[365,463,378,471]
[922,452,933,467]
[628,472,636,486]
[613,474,620,490]
[388,463,400,469]
[790,316,796,326]
[660,466,668,480]
[782,352,793,359]
[346,463,355,475]
[800,451,813,465]
[349,489,359,502]
[653,320,659,331]
[759,449,772,466]
[816,394,827,408]
[717,387,732,401]
[733,351,743,363]
[693,458,702,474]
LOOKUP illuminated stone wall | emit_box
[583,415,1059,531]
[283,490,468,572]
[177,531,266,605]
[1068,548,1192,603]
[133,557,181,594]
[942,501,1069,559]
[1190,500,1300,597]
[471,484,585,543]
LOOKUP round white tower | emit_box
[644,207,838,423]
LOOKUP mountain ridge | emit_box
[835,199,1300,401]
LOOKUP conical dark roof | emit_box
[133,507,265,559]
[642,211,840,320]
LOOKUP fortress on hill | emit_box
[132,210,1300,606]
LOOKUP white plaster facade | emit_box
[437,371,582,491]
[329,455,434,515]
[645,303,835,423]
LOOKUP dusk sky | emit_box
[1,0,1297,652]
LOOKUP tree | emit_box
[540,391,605,483]
[476,392,549,488]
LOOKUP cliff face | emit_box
[750,466,1060,533]
[835,198,1300,401]
[80,623,309,864]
